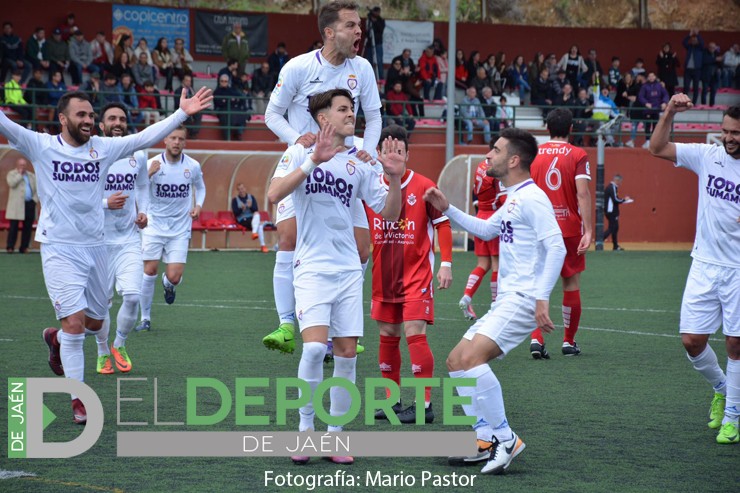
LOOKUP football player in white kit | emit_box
[424,128,566,475]
[98,102,149,374]
[267,89,403,465]
[650,96,740,445]
[0,88,212,423]
[262,1,382,354]
[135,126,206,332]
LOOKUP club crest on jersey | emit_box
[184,169,191,179]
[89,147,98,159]
[129,157,137,168]
[407,193,417,206]
[54,300,61,313]
[346,160,356,175]
[347,74,357,90]
[278,203,286,214]
[507,198,518,212]
[585,161,591,175]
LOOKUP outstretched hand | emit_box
[423,187,450,212]
[311,124,345,164]
[378,137,405,177]
[179,87,214,116]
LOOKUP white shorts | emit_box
[40,243,110,321]
[294,269,364,338]
[275,195,369,229]
[462,292,536,357]
[680,259,740,336]
[141,234,189,264]
[107,241,143,298]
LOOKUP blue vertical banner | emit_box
[112,4,190,51]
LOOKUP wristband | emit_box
[440,261,452,268]
[102,198,109,209]
[300,157,317,175]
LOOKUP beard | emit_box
[723,141,740,158]
[68,122,91,145]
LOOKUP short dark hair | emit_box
[499,127,538,172]
[100,102,128,119]
[612,56,620,62]
[546,107,573,138]
[308,88,354,122]
[318,1,359,40]
[57,91,92,116]
[3,22,12,28]
[227,58,238,66]
[725,105,740,120]
[379,124,409,151]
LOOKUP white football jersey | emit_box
[274,144,387,272]
[676,143,740,268]
[103,150,149,245]
[144,152,205,239]
[0,109,188,245]
[268,49,381,141]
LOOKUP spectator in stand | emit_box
[267,42,290,76]
[91,31,114,75]
[174,74,200,137]
[721,43,739,88]
[436,49,449,97]
[701,42,722,107]
[384,81,416,134]
[132,51,157,88]
[529,52,545,83]
[572,87,594,146]
[45,70,66,132]
[583,49,603,88]
[218,59,239,85]
[100,72,123,107]
[133,38,154,68]
[114,34,134,65]
[384,57,406,92]
[82,71,102,112]
[470,66,492,97]
[110,51,133,81]
[138,79,161,126]
[24,68,47,129]
[545,53,559,81]
[509,54,530,102]
[432,37,445,56]
[141,80,164,123]
[120,73,142,128]
[558,45,587,89]
[630,58,646,78]
[499,62,515,94]
[489,62,503,95]
[483,53,497,77]
[232,183,269,253]
[58,12,78,41]
[592,86,619,146]
[683,29,704,104]
[638,72,669,148]
[616,72,641,147]
[25,27,49,73]
[418,45,442,101]
[551,69,569,99]
[172,38,193,80]
[392,48,416,75]
[460,86,491,145]
[496,94,513,128]
[4,157,37,254]
[308,40,323,52]
[251,61,276,114]
[392,49,422,116]
[478,86,499,136]
[152,37,175,91]
[4,69,32,125]
[1,22,30,83]
[608,56,622,89]
[214,74,250,140]
[656,43,679,96]
[465,51,482,85]
[221,22,249,76]
[363,6,385,78]
[46,28,70,80]
[555,82,575,108]
[531,67,553,117]
[454,49,468,90]
[69,31,97,86]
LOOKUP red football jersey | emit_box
[473,160,507,219]
[366,170,448,303]
[530,140,591,238]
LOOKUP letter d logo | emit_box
[7,378,103,458]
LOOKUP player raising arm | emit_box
[650,95,740,445]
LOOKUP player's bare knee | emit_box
[681,333,708,356]
[61,315,86,334]
[144,262,158,276]
[332,338,358,358]
[726,336,740,360]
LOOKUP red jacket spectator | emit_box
[418,49,440,82]
[386,87,413,116]
[138,90,158,110]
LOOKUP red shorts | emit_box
[370,299,434,325]
[561,235,586,278]
[474,236,500,256]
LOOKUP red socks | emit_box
[378,335,401,399]
[464,267,486,297]
[562,290,581,345]
[407,334,434,403]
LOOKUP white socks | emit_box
[450,369,494,441]
[114,293,139,348]
[464,364,512,442]
[328,355,357,432]
[84,322,109,357]
[724,358,740,424]
[297,341,326,432]
[59,332,85,398]
[687,345,727,394]
[252,214,265,246]
[274,251,295,324]
[361,260,369,278]
[140,273,157,321]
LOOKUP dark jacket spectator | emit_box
[25,29,49,71]
[214,75,250,140]
[638,76,669,112]
[465,51,482,85]
[531,69,553,106]
[46,29,70,75]
[24,69,48,106]
[656,44,679,96]
[251,62,276,95]
[267,43,289,76]
[1,23,29,83]
[392,49,415,75]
